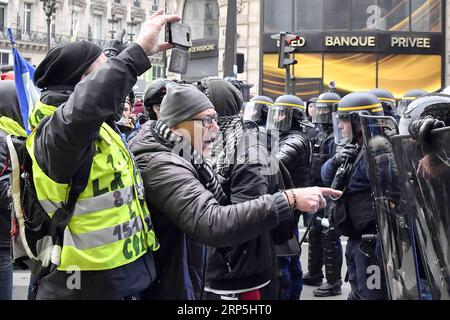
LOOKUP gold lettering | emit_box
[391,36,431,48]
[325,36,376,47]
[189,44,215,53]
[391,37,399,47]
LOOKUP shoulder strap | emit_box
[65,145,94,212]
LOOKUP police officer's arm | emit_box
[141,153,293,248]
[35,11,181,182]
[321,158,335,187]
[276,135,310,173]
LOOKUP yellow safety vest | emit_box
[26,101,158,271]
[0,116,27,137]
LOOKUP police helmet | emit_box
[369,89,396,118]
[144,79,172,120]
[243,95,273,123]
[310,92,341,124]
[397,89,428,118]
[333,92,384,145]
[398,93,450,135]
[266,95,305,131]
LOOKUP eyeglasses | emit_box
[191,114,218,127]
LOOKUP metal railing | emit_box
[0,28,108,47]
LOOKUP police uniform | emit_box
[321,92,388,300]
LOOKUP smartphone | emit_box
[165,22,192,48]
[168,48,190,74]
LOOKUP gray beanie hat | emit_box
[160,83,215,127]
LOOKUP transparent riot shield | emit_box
[392,126,450,300]
[360,114,421,300]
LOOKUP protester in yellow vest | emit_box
[27,10,181,300]
[0,80,26,300]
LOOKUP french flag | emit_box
[7,28,41,135]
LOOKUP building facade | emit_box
[0,0,165,93]
[261,0,446,100]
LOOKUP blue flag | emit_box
[7,28,41,135]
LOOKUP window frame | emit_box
[263,0,443,33]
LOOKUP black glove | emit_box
[103,29,126,58]
[332,144,359,169]
[409,116,445,154]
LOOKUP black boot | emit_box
[313,280,342,297]
[303,229,324,286]
[323,228,343,285]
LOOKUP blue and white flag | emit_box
[7,28,41,135]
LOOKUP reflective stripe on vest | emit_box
[0,116,27,137]
[26,101,159,271]
[38,185,134,217]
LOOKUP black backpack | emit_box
[6,133,92,278]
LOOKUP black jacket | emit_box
[0,130,11,249]
[129,121,292,299]
[32,43,157,300]
[205,125,291,292]
[0,81,24,249]
[277,129,311,188]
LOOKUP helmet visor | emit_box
[243,101,262,122]
[398,116,413,135]
[266,105,293,131]
[311,104,333,124]
[397,100,410,117]
[332,112,353,145]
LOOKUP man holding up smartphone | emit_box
[28,10,180,300]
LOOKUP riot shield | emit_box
[360,114,421,300]
[392,126,450,300]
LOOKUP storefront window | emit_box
[323,0,351,31]
[294,0,322,31]
[263,53,323,100]
[323,53,377,95]
[378,0,410,31]
[183,0,219,40]
[264,0,293,32]
[378,54,441,97]
[411,0,441,32]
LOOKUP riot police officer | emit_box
[369,89,398,121]
[397,89,428,118]
[399,93,450,135]
[242,95,273,129]
[302,91,344,297]
[396,93,450,299]
[321,92,388,300]
[266,94,312,300]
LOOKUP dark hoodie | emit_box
[0,81,23,248]
[199,78,290,297]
